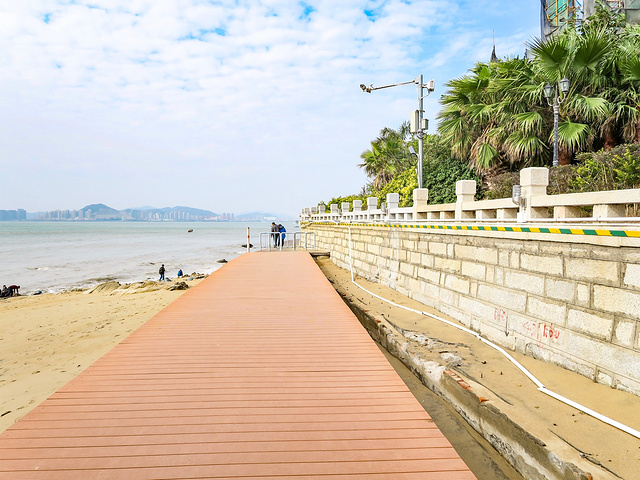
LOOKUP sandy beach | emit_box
[0,277,203,433]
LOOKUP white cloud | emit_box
[0,0,541,213]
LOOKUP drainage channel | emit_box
[377,344,524,480]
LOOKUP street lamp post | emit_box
[360,76,435,189]
[543,78,570,167]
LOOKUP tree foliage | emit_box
[358,122,413,189]
[437,3,640,172]
[324,134,481,209]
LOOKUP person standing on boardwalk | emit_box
[278,224,286,247]
[271,222,279,247]
[159,264,165,281]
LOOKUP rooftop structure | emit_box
[541,0,640,40]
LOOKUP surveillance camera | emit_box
[426,79,435,92]
[360,83,372,93]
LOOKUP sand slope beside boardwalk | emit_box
[0,279,201,433]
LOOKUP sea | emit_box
[0,221,294,295]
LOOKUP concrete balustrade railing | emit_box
[302,167,640,224]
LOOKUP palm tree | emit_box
[529,25,612,162]
[439,59,550,170]
[358,123,413,188]
[438,3,639,171]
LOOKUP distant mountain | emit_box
[24,204,291,222]
[82,203,118,212]
[81,203,123,220]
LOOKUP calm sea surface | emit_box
[1,221,292,294]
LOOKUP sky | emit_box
[0,0,540,216]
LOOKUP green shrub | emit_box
[423,157,482,204]
[483,144,640,200]
[484,171,519,200]
[321,194,364,212]
[572,144,640,192]
[375,169,418,207]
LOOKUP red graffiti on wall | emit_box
[494,308,508,323]
[522,321,562,342]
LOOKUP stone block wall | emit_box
[307,224,640,395]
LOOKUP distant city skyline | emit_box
[0,203,293,222]
[0,1,540,215]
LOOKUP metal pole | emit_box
[553,95,559,167]
[416,75,424,189]
[246,227,250,252]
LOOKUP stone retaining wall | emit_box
[305,224,640,395]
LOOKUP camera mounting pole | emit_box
[360,76,435,189]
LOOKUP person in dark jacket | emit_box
[271,222,279,247]
[278,224,286,246]
[159,264,165,281]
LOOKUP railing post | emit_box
[353,200,362,221]
[386,193,399,210]
[594,204,626,218]
[520,167,549,219]
[455,180,476,220]
[412,188,429,220]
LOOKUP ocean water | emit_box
[0,221,292,294]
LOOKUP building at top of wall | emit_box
[541,0,640,41]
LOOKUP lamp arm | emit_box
[368,80,414,91]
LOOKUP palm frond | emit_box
[504,132,548,164]
[472,142,499,171]
[557,121,590,152]
[568,95,610,122]
[510,111,544,135]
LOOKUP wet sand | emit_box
[0,278,203,432]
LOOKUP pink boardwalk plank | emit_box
[0,251,476,479]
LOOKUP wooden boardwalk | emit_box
[0,252,476,479]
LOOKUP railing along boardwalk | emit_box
[0,252,475,479]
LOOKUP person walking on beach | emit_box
[159,264,165,281]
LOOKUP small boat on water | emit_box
[188,229,193,233]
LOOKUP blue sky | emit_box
[0,0,540,215]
